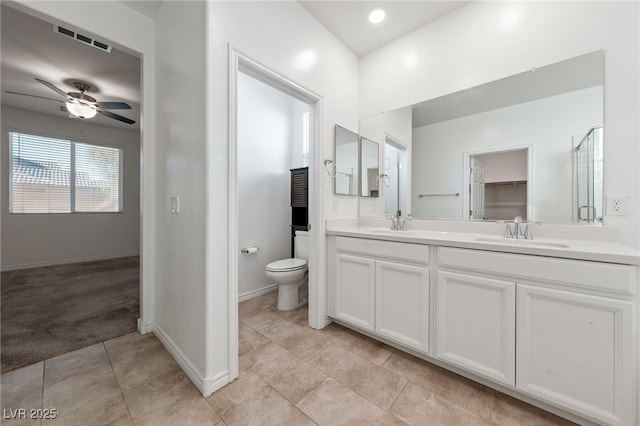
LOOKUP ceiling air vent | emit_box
[53,25,113,53]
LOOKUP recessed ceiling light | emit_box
[369,9,386,24]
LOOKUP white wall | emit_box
[412,87,602,222]
[360,1,640,248]
[210,1,360,219]
[154,0,207,385]
[1,107,140,269]
[208,0,360,389]
[476,150,528,183]
[238,72,309,298]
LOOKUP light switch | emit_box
[170,196,180,214]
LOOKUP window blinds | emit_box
[10,132,122,213]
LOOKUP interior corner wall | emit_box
[1,107,140,269]
[210,1,360,221]
[154,0,207,381]
[359,1,640,248]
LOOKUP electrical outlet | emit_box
[606,195,626,216]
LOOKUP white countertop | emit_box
[326,226,640,265]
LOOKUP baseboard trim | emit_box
[138,318,154,334]
[147,321,206,394]
[1,252,141,272]
[238,283,278,303]
[202,370,231,397]
[143,320,230,397]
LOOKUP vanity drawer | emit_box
[335,236,429,265]
[438,247,636,296]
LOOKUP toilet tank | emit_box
[294,230,309,261]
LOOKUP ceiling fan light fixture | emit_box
[66,101,97,119]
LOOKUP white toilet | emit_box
[266,230,309,310]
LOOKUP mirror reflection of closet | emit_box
[360,137,379,197]
[334,125,359,196]
[469,149,529,221]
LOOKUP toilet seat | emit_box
[266,258,307,273]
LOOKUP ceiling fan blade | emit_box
[97,108,136,125]
[4,90,65,103]
[95,101,131,110]
[35,78,70,99]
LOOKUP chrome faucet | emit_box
[503,216,533,240]
[390,215,400,230]
[388,212,412,231]
[513,216,522,239]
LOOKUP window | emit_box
[302,111,310,167]
[9,132,122,213]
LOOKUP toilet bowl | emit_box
[266,230,309,310]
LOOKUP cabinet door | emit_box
[436,271,515,386]
[334,253,375,331]
[517,284,633,425]
[375,261,429,353]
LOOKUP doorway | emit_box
[236,71,311,301]
[467,147,530,221]
[228,49,321,380]
[0,3,150,372]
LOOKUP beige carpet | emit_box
[1,256,140,373]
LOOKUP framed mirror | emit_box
[334,125,359,196]
[360,50,604,223]
[360,137,379,197]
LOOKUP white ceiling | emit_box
[1,5,141,131]
[299,1,469,56]
[119,1,163,19]
[1,1,470,132]
[5,1,592,133]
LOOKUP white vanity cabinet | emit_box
[438,247,637,426]
[326,230,639,425]
[517,285,633,426]
[328,236,430,354]
[435,271,516,386]
[375,260,429,352]
[334,253,376,331]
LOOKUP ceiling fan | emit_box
[5,78,136,124]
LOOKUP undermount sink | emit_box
[368,229,419,236]
[474,236,570,248]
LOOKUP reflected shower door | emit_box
[575,127,603,222]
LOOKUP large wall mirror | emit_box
[334,125,359,196]
[360,50,604,224]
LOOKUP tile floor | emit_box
[1,292,575,425]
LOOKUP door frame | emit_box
[10,1,155,336]
[227,46,323,380]
[463,145,532,221]
[383,134,409,216]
